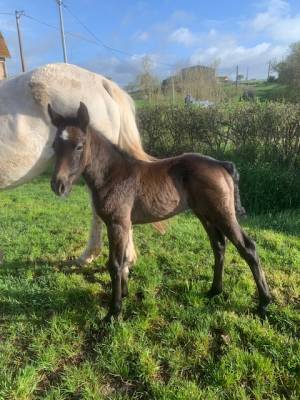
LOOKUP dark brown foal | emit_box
[48,102,271,321]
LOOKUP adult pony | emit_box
[0,63,149,264]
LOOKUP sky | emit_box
[1,0,300,85]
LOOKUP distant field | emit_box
[253,82,290,101]
[0,176,299,399]
[132,80,299,105]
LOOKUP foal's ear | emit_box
[48,104,65,128]
[77,102,90,132]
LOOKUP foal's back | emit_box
[131,154,235,224]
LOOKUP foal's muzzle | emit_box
[51,177,71,197]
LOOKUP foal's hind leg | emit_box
[201,219,226,297]
[221,220,271,315]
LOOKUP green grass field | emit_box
[0,175,299,399]
[253,82,290,101]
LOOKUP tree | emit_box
[136,56,160,100]
[275,42,300,88]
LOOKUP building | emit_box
[0,32,11,79]
[217,75,230,83]
[161,65,215,94]
[181,65,215,80]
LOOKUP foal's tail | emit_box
[222,161,246,218]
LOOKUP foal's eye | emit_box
[75,144,83,151]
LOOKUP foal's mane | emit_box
[88,125,139,164]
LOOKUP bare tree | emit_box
[136,56,160,102]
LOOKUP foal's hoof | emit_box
[258,297,272,319]
[257,305,268,320]
[101,312,120,324]
[206,287,222,298]
[75,252,100,267]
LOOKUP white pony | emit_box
[0,63,150,264]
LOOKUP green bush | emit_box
[137,102,300,213]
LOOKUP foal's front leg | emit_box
[104,221,129,321]
[122,227,136,298]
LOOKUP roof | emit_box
[0,32,11,58]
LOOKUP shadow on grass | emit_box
[0,258,112,330]
[243,210,300,237]
[0,256,289,337]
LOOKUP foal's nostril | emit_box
[58,182,65,195]
[51,178,66,196]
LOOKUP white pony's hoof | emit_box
[75,250,101,266]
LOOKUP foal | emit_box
[48,102,271,321]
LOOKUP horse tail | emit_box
[221,161,246,218]
[102,79,154,162]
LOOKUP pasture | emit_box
[0,174,299,399]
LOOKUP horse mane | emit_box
[101,78,154,162]
[89,126,138,164]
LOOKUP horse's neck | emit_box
[84,128,132,188]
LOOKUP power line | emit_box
[1,7,175,71]
[63,2,174,69]
[63,4,132,57]
[23,13,100,45]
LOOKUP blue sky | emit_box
[1,0,300,84]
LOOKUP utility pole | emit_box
[171,75,175,105]
[267,61,271,80]
[246,67,249,85]
[15,10,26,72]
[56,0,68,63]
[235,64,239,90]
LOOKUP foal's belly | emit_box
[131,183,188,224]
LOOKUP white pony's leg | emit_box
[124,227,137,267]
[77,200,103,265]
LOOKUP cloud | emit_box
[190,40,288,78]
[83,54,147,84]
[169,26,220,47]
[167,2,295,79]
[248,0,300,43]
[169,27,196,46]
[84,55,136,83]
[135,31,149,41]
[82,51,172,85]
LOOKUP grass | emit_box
[253,82,290,101]
[0,175,299,399]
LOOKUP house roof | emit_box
[0,32,11,58]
